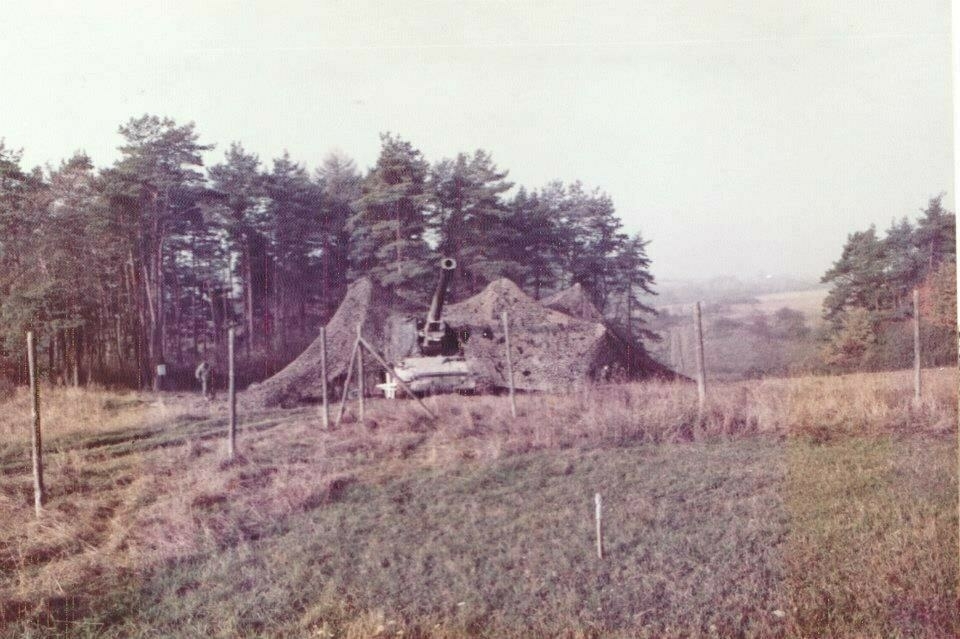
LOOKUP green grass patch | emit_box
[785,435,958,637]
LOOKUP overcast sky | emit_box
[1,1,954,282]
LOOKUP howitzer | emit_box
[427,257,456,322]
[418,257,460,356]
[391,257,476,396]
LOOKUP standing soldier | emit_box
[195,360,214,400]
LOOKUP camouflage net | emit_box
[542,282,604,321]
[245,278,678,408]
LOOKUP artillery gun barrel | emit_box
[427,257,457,322]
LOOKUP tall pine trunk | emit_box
[154,236,165,365]
[244,238,255,355]
[262,250,271,348]
[48,333,55,385]
[57,330,67,385]
[273,259,283,353]
[142,261,158,389]
[72,327,81,388]
[172,265,183,363]
[129,252,150,389]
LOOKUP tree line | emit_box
[821,195,956,370]
[0,116,655,389]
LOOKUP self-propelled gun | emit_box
[390,257,476,395]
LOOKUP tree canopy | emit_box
[0,120,658,388]
[821,195,956,370]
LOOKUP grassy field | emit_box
[654,287,828,324]
[0,369,956,637]
[747,289,828,323]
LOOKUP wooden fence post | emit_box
[694,302,707,412]
[356,324,365,423]
[228,327,237,458]
[501,311,517,418]
[913,288,922,405]
[319,326,329,429]
[335,338,360,428]
[595,493,603,560]
[27,332,44,518]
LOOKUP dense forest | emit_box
[0,116,655,389]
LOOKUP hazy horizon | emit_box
[2,1,954,282]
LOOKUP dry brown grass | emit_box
[406,367,956,457]
[2,367,953,453]
[0,368,956,636]
[0,385,207,447]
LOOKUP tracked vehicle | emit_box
[390,257,476,395]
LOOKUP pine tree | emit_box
[0,143,49,375]
[208,143,266,353]
[263,153,324,350]
[504,187,564,299]
[109,115,213,386]
[821,226,889,323]
[38,154,104,383]
[428,150,516,295]
[609,232,658,341]
[316,152,360,319]
[914,194,956,270]
[881,217,921,314]
[349,134,432,299]
[562,183,628,311]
